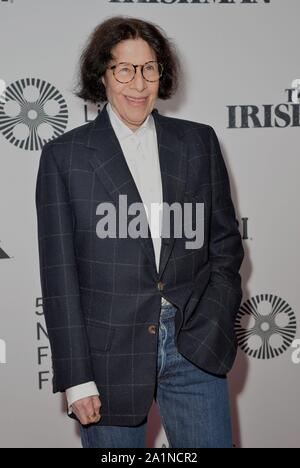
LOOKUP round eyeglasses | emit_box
[107,61,164,84]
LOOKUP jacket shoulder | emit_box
[39,120,94,171]
[46,120,92,148]
[155,111,213,139]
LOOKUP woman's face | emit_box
[101,38,159,132]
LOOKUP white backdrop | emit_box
[0,0,299,448]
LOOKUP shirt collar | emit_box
[106,101,153,142]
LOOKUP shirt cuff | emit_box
[65,381,99,415]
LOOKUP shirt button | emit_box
[148,325,157,334]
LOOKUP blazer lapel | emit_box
[86,103,188,280]
[154,109,188,278]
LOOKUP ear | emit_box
[101,75,106,88]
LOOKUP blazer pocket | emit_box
[85,319,116,352]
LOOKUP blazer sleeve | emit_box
[205,126,244,371]
[207,126,244,290]
[179,125,244,375]
[35,142,95,393]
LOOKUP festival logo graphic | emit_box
[0,78,68,150]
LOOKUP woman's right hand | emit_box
[71,395,102,425]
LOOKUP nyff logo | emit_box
[0,78,68,151]
[35,298,51,390]
[236,294,297,360]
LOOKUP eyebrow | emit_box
[112,60,156,65]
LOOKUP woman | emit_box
[36,16,244,448]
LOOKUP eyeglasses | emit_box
[107,61,164,84]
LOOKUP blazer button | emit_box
[148,325,157,334]
[157,281,164,292]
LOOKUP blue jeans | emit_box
[80,303,233,448]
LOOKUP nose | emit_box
[129,66,147,92]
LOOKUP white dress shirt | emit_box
[66,102,171,413]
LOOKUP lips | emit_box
[125,96,147,104]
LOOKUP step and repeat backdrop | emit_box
[0,0,299,448]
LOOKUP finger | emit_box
[92,396,101,415]
[86,413,100,424]
[80,416,91,426]
[81,399,95,417]
[80,407,98,426]
[74,403,94,424]
[89,413,101,424]
[92,395,101,408]
[73,408,90,426]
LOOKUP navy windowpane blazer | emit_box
[35,103,244,426]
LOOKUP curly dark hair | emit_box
[75,16,180,104]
